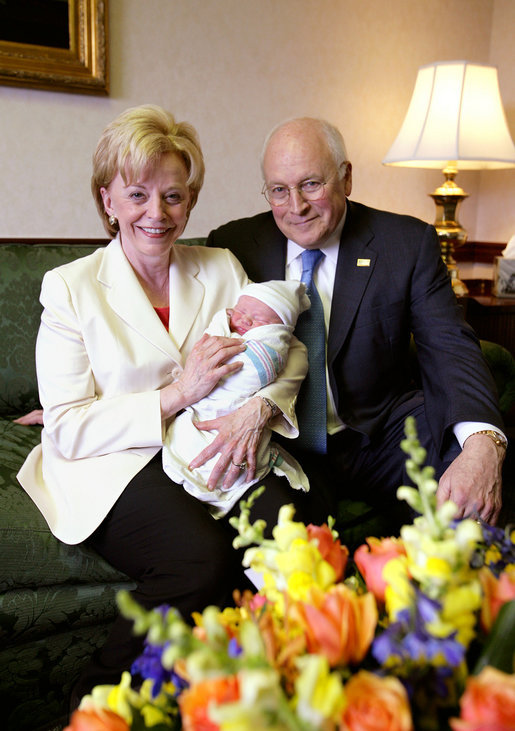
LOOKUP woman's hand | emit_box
[160,334,246,419]
[189,396,275,490]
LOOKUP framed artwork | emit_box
[0,0,108,95]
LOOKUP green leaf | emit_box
[473,599,515,674]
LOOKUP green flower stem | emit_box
[400,417,442,537]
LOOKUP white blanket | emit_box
[162,309,309,517]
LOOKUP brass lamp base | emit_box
[429,165,469,297]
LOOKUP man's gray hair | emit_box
[260,117,349,179]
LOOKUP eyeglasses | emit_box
[261,168,343,206]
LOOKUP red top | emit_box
[154,306,170,329]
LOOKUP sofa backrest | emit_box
[0,238,206,418]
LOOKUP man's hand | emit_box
[437,433,505,524]
[188,397,275,491]
[13,409,44,426]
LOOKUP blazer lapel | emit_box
[327,201,377,366]
[97,239,184,363]
[168,244,205,351]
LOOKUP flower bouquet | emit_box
[66,417,515,731]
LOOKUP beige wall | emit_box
[0,0,513,243]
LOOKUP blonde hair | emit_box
[91,105,205,236]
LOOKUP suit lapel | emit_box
[252,214,287,280]
[327,201,377,366]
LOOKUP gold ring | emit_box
[232,460,247,470]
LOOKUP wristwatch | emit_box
[259,396,280,419]
[467,429,508,450]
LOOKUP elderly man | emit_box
[207,117,506,525]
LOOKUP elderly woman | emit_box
[17,105,308,707]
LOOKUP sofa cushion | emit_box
[0,420,133,592]
[0,244,102,418]
[0,582,130,649]
[480,339,515,415]
[1,623,114,731]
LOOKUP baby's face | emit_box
[228,295,282,335]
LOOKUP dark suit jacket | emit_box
[207,201,503,455]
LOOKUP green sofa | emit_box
[1,239,514,731]
[0,242,135,731]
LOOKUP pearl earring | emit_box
[108,215,118,227]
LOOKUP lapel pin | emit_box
[356,258,371,267]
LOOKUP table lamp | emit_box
[383,60,515,295]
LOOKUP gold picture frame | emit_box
[0,0,108,95]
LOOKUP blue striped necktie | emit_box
[294,248,327,453]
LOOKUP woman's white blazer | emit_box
[17,239,305,545]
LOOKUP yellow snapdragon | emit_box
[426,580,483,646]
[105,671,139,724]
[384,556,415,620]
[294,654,346,727]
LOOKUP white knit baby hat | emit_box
[238,280,311,327]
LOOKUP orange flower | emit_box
[340,670,413,731]
[64,708,129,731]
[479,566,515,631]
[179,675,240,731]
[354,537,406,606]
[450,666,515,731]
[307,523,349,581]
[294,584,377,667]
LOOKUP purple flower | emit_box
[461,519,515,576]
[228,637,243,658]
[415,591,440,625]
[372,590,465,672]
[132,640,175,697]
[372,622,406,664]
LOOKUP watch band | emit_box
[259,396,280,419]
[468,429,508,450]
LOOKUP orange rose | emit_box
[307,523,349,581]
[354,537,406,606]
[450,666,515,731]
[340,670,413,731]
[179,675,240,730]
[64,708,129,731]
[294,584,377,667]
[479,566,515,631]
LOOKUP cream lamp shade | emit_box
[383,61,515,170]
[383,61,515,295]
